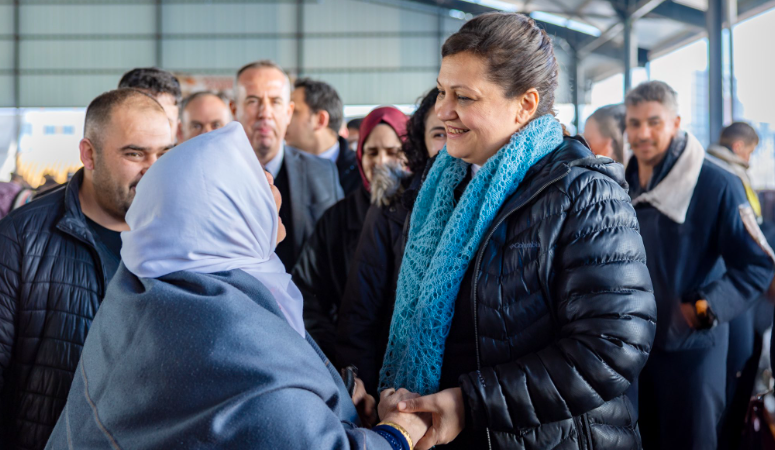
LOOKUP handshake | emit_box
[351,378,466,450]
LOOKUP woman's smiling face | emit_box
[436,51,538,166]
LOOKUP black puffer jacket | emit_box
[443,137,656,450]
[0,170,111,450]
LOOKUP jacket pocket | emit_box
[660,300,719,351]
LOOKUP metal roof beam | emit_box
[404,0,651,65]
[647,1,706,27]
[578,0,667,55]
[536,20,649,65]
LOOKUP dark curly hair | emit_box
[404,88,439,174]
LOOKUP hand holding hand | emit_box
[351,377,378,427]
[379,388,431,446]
[397,387,465,450]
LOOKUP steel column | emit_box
[707,0,724,143]
[571,48,582,134]
[155,0,163,67]
[726,0,738,119]
[437,8,444,72]
[296,0,304,77]
[623,6,637,94]
[13,0,21,160]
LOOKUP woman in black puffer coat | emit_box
[376,13,657,450]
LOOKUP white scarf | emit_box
[121,122,305,337]
[631,131,705,224]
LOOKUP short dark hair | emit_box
[442,13,559,119]
[234,60,291,102]
[179,91,231,119]
[720,121,759,147]
[84,88,165,150]
[588,104,626,163]
[118,67,182,105]
[293,78,343,132]
[625,81,678,114]
[347,118,363,130]
[404,88,439,174]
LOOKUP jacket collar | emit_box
[56,169,99,249]
[630,131,705,224]
[55,169,107,290]
[336,136,355,170]
[336,136,362,192]
[707,143,749,169]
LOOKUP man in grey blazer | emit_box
[232,60,343,270]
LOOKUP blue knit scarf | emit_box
[378,115,563,395]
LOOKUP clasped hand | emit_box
[377,387,465,450]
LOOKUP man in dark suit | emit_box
[286,78,360,195]
[232,60,343,270]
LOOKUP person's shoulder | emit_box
[550,137,629,200]
[286,145,338,178]
[286,145,335,168]
[699,156,743,192]
[1,184,66,232]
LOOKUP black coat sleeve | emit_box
[0,216,20,394]
[292,212,339,362]
[336,206,396,396]
[459,174,657,432]
[698,179,775,323]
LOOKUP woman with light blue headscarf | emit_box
[44,122,429,450]
[376,12,657,450]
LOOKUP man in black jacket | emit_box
[232,61,343,270]
[286,78,360,195]
[626,82,775,450]
[0,89,173,450]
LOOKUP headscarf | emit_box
[121,122,305,337]
[356,106,408,191]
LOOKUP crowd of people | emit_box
[0,11,772,450]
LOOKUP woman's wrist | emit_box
[373,421,413,450]
[380,412,427,448]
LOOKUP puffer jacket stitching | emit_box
[572,339,631,382]
[0,171,105,450]
[17,310,93,321]
[565,259,649,271]
[570,223,640,242]
[570,195,630,213]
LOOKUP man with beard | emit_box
[0,88,173,450]
[627,82,775,450]
[232,60,343,270]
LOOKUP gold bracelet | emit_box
[377,421,414,450]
